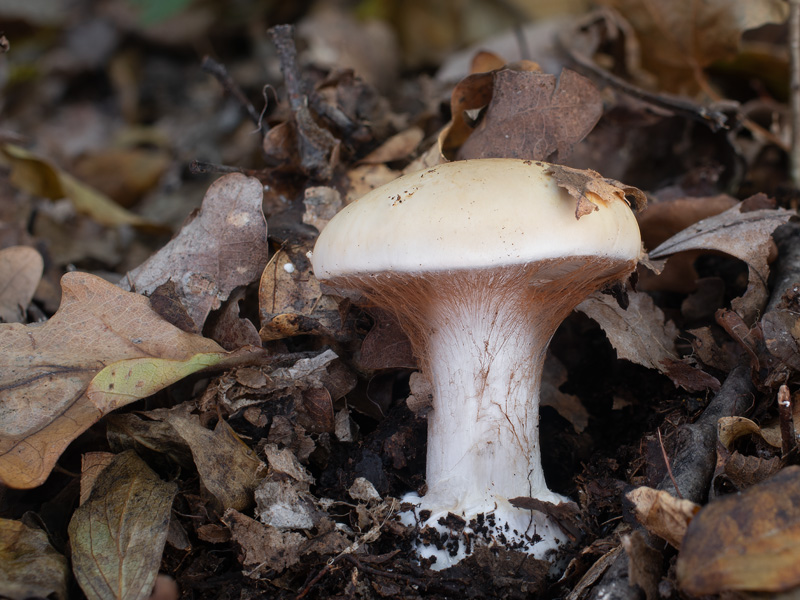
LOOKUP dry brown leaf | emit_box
[105,410,195,469]
[72,147,171,208]
[302,186,343,233]
[579,289,720,390]
[0,271,224,489]
[621,530,663,600]
[626,486,700,548]
[222,508,306,574]
[258,244,346,342]
[546,163,647,216]
[718,416,782,451]
[0,246,43,323]
[454,68,603,162]
[0,518,69,600]
[358,126,424,165]
[121,173,268,331]
[648,191,793,323]
[677,466,800,594]
[68,451,177,600]
[607,0,789,94]
[206,288,262,351]
[166,411,266,512]
[541,352,589,433]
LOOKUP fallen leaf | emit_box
[545,163,647,217]
[105,411,195,470]
[302,185,343,233]
[621,530,662,600]
[68,451,177,600]
[455,68,603,162]
[0,246,43,323]
[205,288,262,351]
[258,244,347,342]
[1,144,157,229]
[255,479,321,529]
[677,466,800,594]
[72,147,171,208]
[79,452,115,505]
[0,518,69,600]
[607,0,789,94]
[358,126,424,165]
[0,271,224,489]
[166,411,266,512]
[222,508,305,574]
[541,352,589,433]
[648,202,793,322]
[626,486,700,548]
[578,290,700,389]
[121,173,268,331]
[718,416,782,450]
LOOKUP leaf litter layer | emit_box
[2,1,800,599]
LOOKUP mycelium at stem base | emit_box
[337,257,635,569]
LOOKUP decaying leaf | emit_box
[678,466,800,594]
[456,69,603,162]
[626,486,700,548]
[1,144,156,229]
[578,290,718,390]
[546,163,647,219]
[607,0,789,94]
[79,452,115,505]
[718,416,782,451]
[302,186,343,233]
[0,518,69,600]
[258,244,346,342]
[166,411,266,512]
[621,530,663,600]
[222,508,348,576]
[121,173,268,331]
[0,272,230,489]
[0,246,43,323]
[68,451,177,600]
[649,203,793,322]
[541,352,589,433]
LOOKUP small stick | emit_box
[657,427,683,499]
[201,55,262,128]
[188,160,259,177]
[268,25,305,112]
[790,0,800,187]
[778,384,797,457]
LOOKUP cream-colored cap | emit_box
[312,159,642,279]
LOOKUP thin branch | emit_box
[201,56,262,129]
[656,427,682,499]
[778,384,797,457]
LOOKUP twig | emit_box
[656,428,682,499]
[556,11,728,131]
[188,160,260,177]
[268,25,305,112]
[791,0,800,187]
[778,384,797,457]
[201,56,262,129]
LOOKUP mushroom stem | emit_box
[423,290,561,512]
[339,258,633,566]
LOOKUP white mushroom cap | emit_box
[312,158,642,279]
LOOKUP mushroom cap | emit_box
[312,159,642,279]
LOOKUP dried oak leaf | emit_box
[0,246,43,323]
[626,486,700,549]
[454,68,603,162]
[121,173,268,332]
[0,518,69,600]
[677,466,800,595]
[607,0,789,94]
[578,290,719,391]
[649,203,793,323]
[0,272,232,489]
[68,451,177,600]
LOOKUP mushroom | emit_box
[311,158,643,568]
